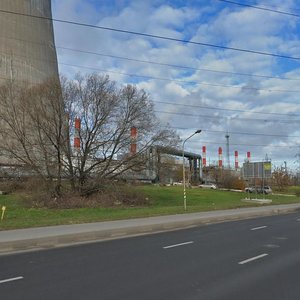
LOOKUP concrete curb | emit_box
[1,203,300,254]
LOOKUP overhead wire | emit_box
[2,49,300,121]
[1,68,299,124]
[1,13,300,95]
[3,33,300,82]
[1,47,300,120]
[153,100,300,117]
[57,46,300,82]
[0,8,300,61]
[154,110,300,124]
[217,0,300,18]
[186,139,299,149]
[166,126,300,139]
[3,42,300,94]
[60,61,300,93]
[0,8,299,160]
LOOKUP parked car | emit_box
[244,187,256,193]
[244,186,272,194]
[199,183,217,189]
[264,186,272,194]
[258,186,272,194]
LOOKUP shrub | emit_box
[31,182,149,209]
[0,179,23,194]
[0,176,47,194]
[231,178,246,190]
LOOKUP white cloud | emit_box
[51,0,300,168]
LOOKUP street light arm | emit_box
[183,130,202,150]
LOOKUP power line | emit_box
[167,126,300,139]
[2,49,300,118]
[1,45,300,94]
[3,33,300,82]
[154,100,300,118]
[154,110,300,124]
[217,0,300,18]
[1,8,300,61]
[60,61,300,93]
[2,66,298,122]
[2,32,300,82]
[57,46,300,82]
[187,139,299,149]
[2,51,300,117]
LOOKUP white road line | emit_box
[251,226,267,231]
[238,253,268,265]
[163,241,194,249]
[0,276,24,284]
[297,219,300,221]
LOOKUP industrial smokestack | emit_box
[247,151,251,162]
[234,150,238,170]
[218,147,223,168]
[74,117,81,149]
[130,127,137,155]
[202,146,206,167]
[0,0,59,85]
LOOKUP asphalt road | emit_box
[1,213,300,300]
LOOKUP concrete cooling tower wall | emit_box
[0,0,59,85]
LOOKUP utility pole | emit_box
[182,130,201,211]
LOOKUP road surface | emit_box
[1,213,300,299]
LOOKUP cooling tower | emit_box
[0,0,59,85]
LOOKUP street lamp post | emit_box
[183,130,202,211]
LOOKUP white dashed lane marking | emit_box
[238,254,269,265]
[163,241,194,249]
[251,226,267,231]
[0,276,24,284]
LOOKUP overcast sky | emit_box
[52,0,300,171]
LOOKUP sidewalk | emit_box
[1,203,300,255]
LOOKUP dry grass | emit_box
[20,179,150,209]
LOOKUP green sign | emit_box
[264,162,271,170]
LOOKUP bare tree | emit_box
[0,74,179,195]
[272,167,290,191]
[0,78,67,195]
[66,74,179,189]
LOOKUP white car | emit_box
[262,186,272,194]
[199,184,217,189]
[245,186,272,194]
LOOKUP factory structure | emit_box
[201,146,272,184]
[0,0,59,85]
[114,126,273,186]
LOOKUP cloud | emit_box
[51,0,300,168]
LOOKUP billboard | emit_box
[242,161,272,179]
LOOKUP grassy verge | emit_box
[0,185,299,230]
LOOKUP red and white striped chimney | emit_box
[235,150,239,170]
[218,147,223,168]
[130,127,137,155]
[74,117,81,149]
[202,146,206,167]
[247,151,251,162]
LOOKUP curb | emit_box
[1,205,300,255]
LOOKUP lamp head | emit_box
[195,129,202,134]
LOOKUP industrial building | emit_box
[0,0,59,85]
